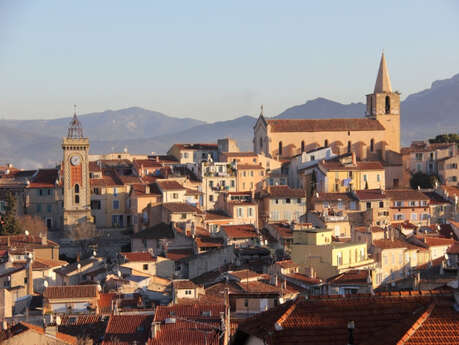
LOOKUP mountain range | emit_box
[1,73,458,169]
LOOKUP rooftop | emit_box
[43,285,99,299]
[267,118,385,133]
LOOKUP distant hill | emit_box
[1,74,458,169]
[276,97,365,119]
[0,107,204,141]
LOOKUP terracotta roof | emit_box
[419,237,455,247]
[59,315,107,343]
[446,242,459,254]
[373,239,425,251]
[441,185,459,199]
[221,224,258,239]
[204,211,232,221]
[132,223,175,239]
[354,189,386,200]
[385,189,430,201]
[195,236,224,249]
[321,159,384,171]
[27,168,59,188]
[0,234,59,250]
[156,180,185,191]
[266,186,305,198]
[43,285,98,299]
[133,159,163,168]
[89,161,102,172]
[313,192,357,202]
[32,257,67,270]
[148,154,179,164]
[437,224,457,240]
[166,248,194,261]
[235,292,456,345]
[222,151,257,157]
[154,303,225,322]
[284,273,322,285]
[121,251,157,262]
[148,320,220,345]
[326,270,369,285]
[102,314,154,345]
[173,279,199,290]
[276,260,298,269]
[267,118,385,132]
[163,202,201,213]
[228,269,261,281]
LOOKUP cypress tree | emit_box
[0,192,20,235]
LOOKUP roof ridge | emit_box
[274,300,298,330]
[396,302,435,345]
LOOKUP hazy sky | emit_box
[1,1,458,121]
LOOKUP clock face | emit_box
[70,155,81,166]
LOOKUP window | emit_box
[395,201,403,207]
[310,155,315,161]
[39,189,43,196]
[172,193,179,199]
[348,141,351,153]
[91,200,101,210]
[243,171,246,177]
[301,141,305,152]
[278,141,283,156]
[366,202,371,210]
[47,189,51,195]
[231,180,235,188]
[415,153,423,161]
[209,195,214,202]
[183,152,189,159]
[275,199,279,205]
[75,195,79,204]
[286,198,291,204]
[250,171,254,177]
[411,213,417,221]
[113,187,118,197]
[113,200,120,209]
[323,201,329,208]
[379,201,384,208]
[209,181,214,188]
[202,152,207,159]
[324,139,328,147]
[363,174,367,182]
[47,204,52,213]
[421,213,429,220]
[394,214,404,220]
[244,298,249,307]
[337,200,343,209]
[242,182,246,190]
[350,201,357,210]
[181,213,187,219]
[237,208,243,217]
[377,174,380,182]
[385,96,390,114]
[337,252,343,266]
[259,137,263,150]
[36,204,41,212]
[93,187,100,195]
[248,207,253,217]
[420,200,428,206]
[297,198,302,204]
[370,139,375,152]
[74,184,80,193]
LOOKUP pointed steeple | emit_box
[374,52,392,93]
[67,105,84,138]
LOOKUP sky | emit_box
[1,1,458,122]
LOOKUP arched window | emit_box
[75,195,80,204]
[259,137,263,150]
[348,141,351,153]
[301,141,305,153]
[385,96,391,114]
[370,139,375,152]
[74,184,80,193]
[278,141,283,156]
[324,139,328,147]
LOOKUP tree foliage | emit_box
[428,133,459,145]
[0,192,20,235]
[410,172,438,189]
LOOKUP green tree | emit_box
[428,133,459,145]
[410,172,438,189]
[0,192,20,235]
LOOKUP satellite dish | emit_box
[43,281,48,288]
[77,263,81,270]
[417,185,420,190]
[2,320,7,330]
[25,230,29,236]
[55,315,61,326]
[97,284,102,292]
[315,192,319,198]
[92,250,97,257]
[117,270,122,278]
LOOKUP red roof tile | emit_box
[43,285,98,299]
[221,224,258,239]
[166,249,194,261]
[121,251,157,262]
[154,303,225,322]
[284,273,322,285]
[102,314,154,345]
[27,169,59,188]
[326,270,370,285]
[156,180,185,191]
[267,118,385,132]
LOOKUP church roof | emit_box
[267,118,385,133]
[374,52,392,93]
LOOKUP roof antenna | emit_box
[74,104,78,116]
[260,104,264,116]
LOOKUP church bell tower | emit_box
[366,53,401,153]
[62,107,92,230]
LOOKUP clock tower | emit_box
[62,108,92,230]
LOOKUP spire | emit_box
[374,52,392,93]
[67,105,84,138]
[260,104,264,117]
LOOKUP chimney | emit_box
[351,152,357,166]
[156,156,159,162]
[151,321,161,338]
[223,288,231,345]
[27,255,33,295]
[40,233,47,246]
